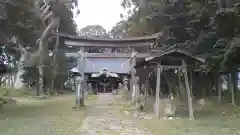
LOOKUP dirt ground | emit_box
[77,93,153,135]
[1,89,240,135]
[0,94,96,135]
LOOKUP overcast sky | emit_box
[74,0,125,32]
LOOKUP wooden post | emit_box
[75,76,81,108]
[131,48,137,104]
[74,47,85,108]
[38,64,44,96]
[136,76,140,102]
[234,71,238,103]
[111,82,114,93]
[145,68,149,104]
[227,73,235,105]
[96,83,99,94]
[230,71,236,106]
[132,68,137,104]
[182,60,194,120]
[189,68,193,96]
[135,76,141,117]
[79,47,85,106]
[130,58,133,92]
[104,83,106,93]
[154,64,162,119]
[75,56,81,108]
[216,71,221,103]
[80,79,85,106]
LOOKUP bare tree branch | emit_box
[40,17,59,42]
[43,11,53,22]
[40,5,51,18]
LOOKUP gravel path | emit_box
[77,93,153,135]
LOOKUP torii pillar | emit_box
[131,48,137,104]
[74,47,85,109]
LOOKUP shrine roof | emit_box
[135,49,206,68]
[146,49,205,63]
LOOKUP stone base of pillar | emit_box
[72,105,81,111]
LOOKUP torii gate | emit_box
[53,32,161,109]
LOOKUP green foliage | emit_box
[0,0,77,48]
[78,25,109,37]
[78,25,112,52]
[58,4,77,35]
[0,0,40,45]
[0,0,78,91]
[109,21,131,38]
[118,0,240,71]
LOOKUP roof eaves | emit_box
[145,49,206,63]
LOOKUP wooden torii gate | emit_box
[53,32,161,109]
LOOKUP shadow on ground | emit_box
[0,94,96,135]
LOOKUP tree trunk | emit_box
[183,61,194,120]
[14,53,26,89]
[50,27,59,95]
[37,14,59,96]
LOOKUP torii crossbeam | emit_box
[53,32,162,47]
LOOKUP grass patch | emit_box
[0,88,36,97]
[116,91,240,135]
[0,94,96,135]
[138,101,240,135]
[139,116,240,135]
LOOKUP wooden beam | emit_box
[140,64,183,69]
[65,52,150,58]
[161,65,182,69]
[53,31,162,42]
[65,40,150,47]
